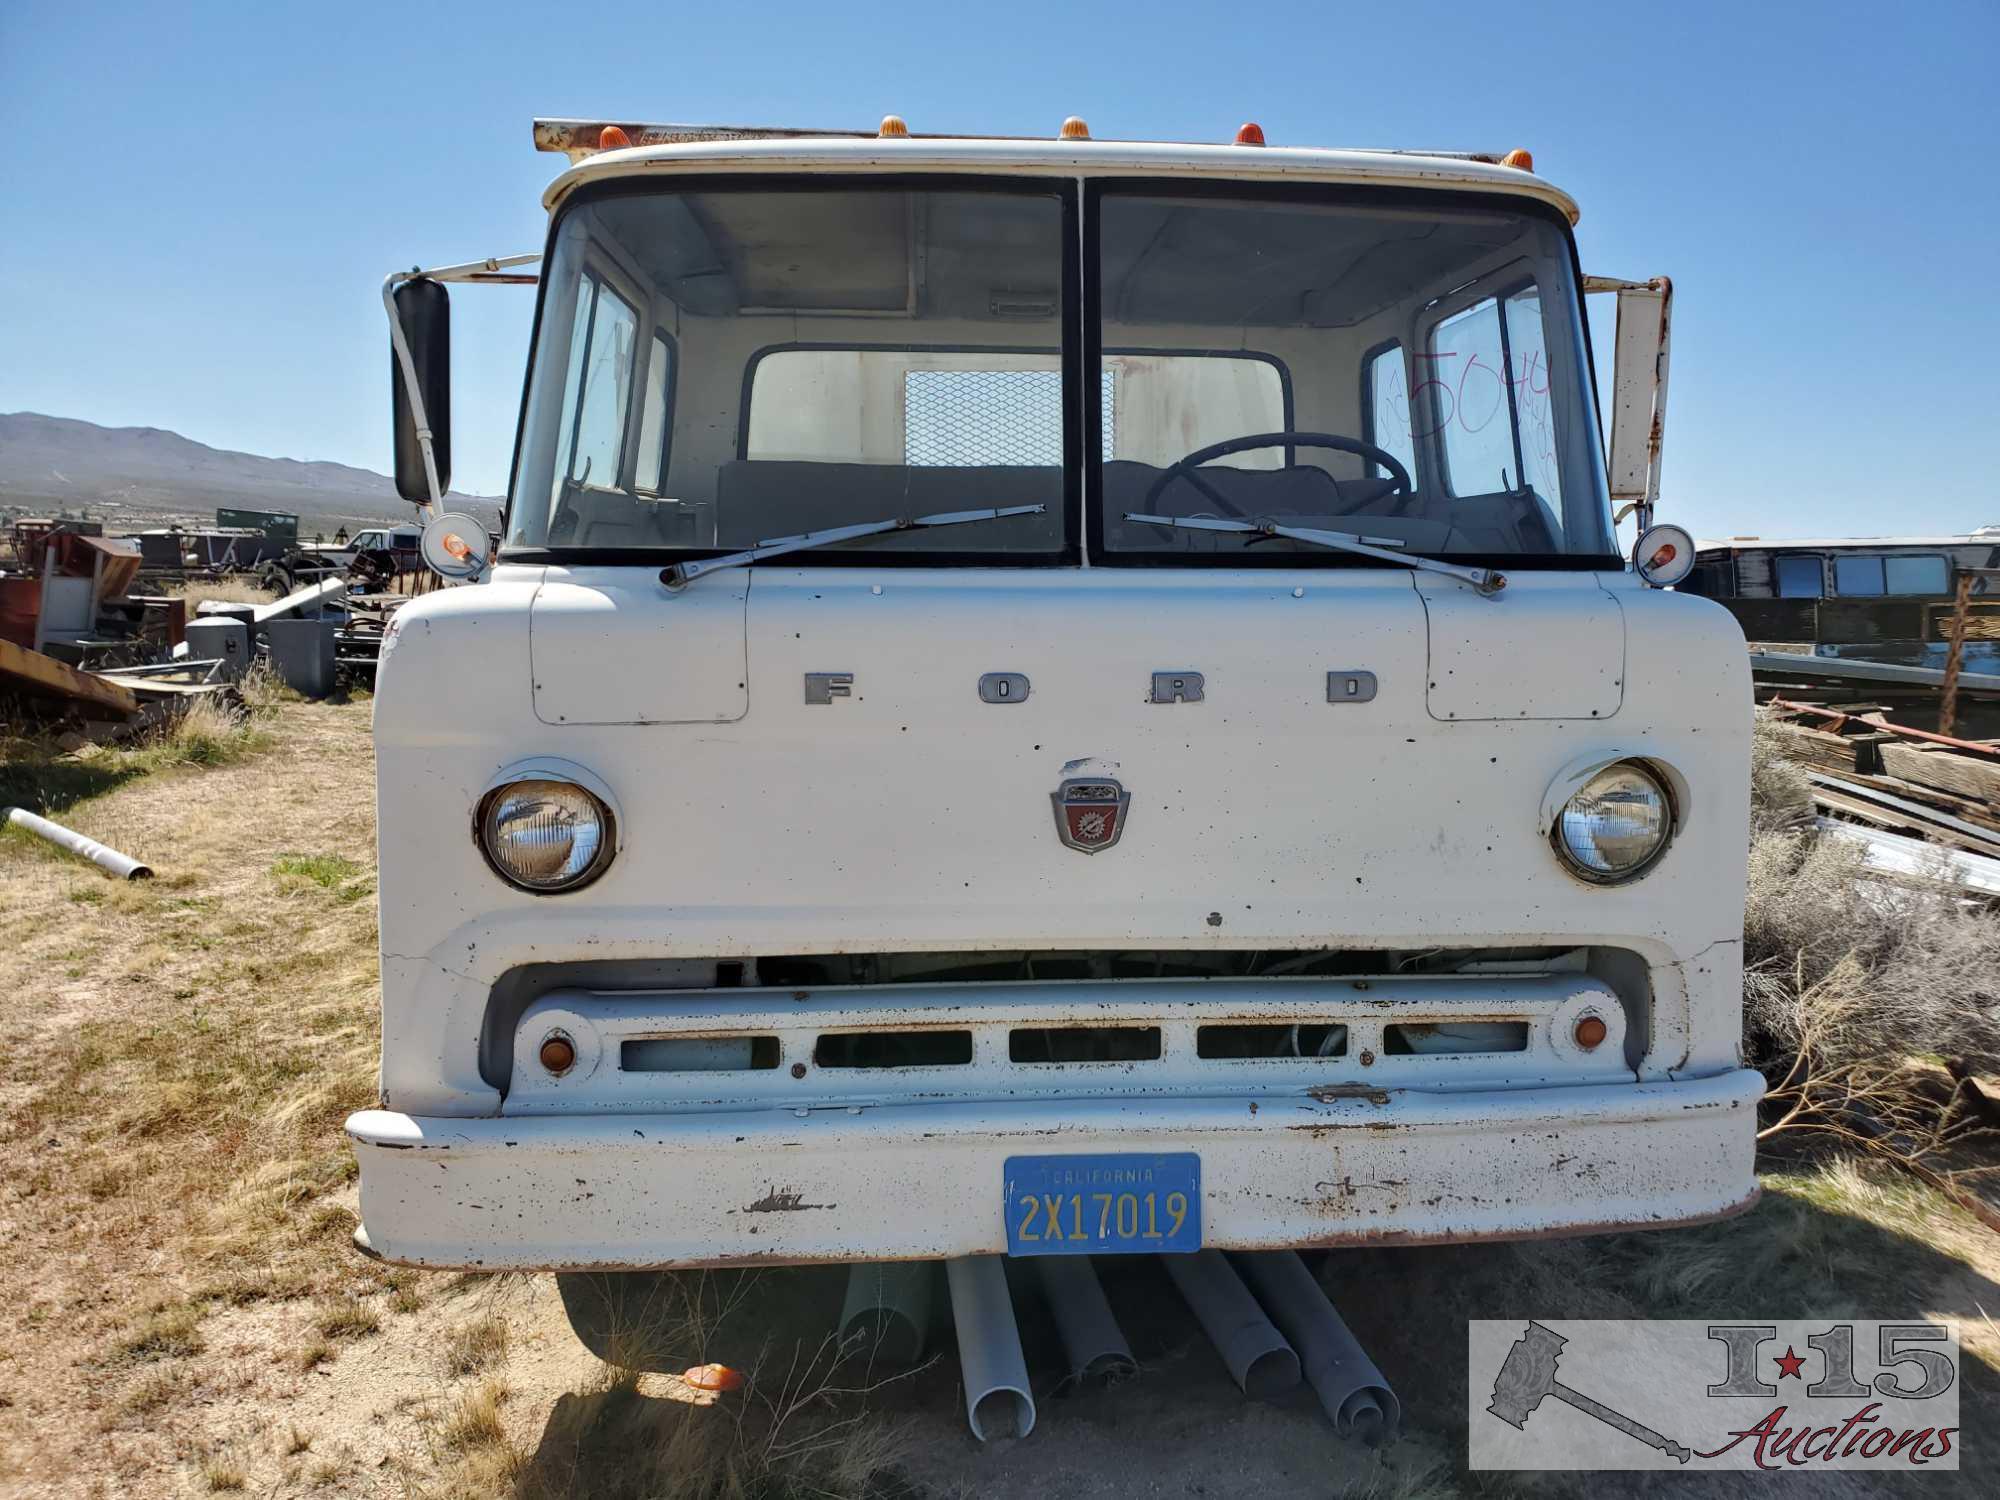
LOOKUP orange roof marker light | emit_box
[596,125,632,150]
[878,115,910,138]
[1059,116,1091,141]
[1235,122,1266,147]
[1500,148,1534,172]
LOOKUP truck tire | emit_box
[555,1271,691,1371]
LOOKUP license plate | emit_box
[1003,1152,1201,1256]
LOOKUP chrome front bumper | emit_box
[347,1068,1764,1270]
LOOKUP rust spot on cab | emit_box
[742,1186,833,1213]
[1307,1082,1391,1106]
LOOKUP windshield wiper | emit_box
[1122,513,1506,597]
[661,505,1047,588]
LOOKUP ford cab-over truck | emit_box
[346,118,1760,1354]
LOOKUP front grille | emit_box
[499,972,1635,1116]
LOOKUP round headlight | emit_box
[1554,762,1673,883]
[478,779,615,893]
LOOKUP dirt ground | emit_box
[1,698,1997,1498]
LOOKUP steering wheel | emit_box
[1141,432,1415,519]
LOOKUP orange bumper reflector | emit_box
[1574,1016,1608,1050]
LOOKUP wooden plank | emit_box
[1879,742,2000,809]
[1807,775,2000,856]
[1845,771,2000,836]
[0,636,140,717]
[1769,723,1869,773]
[1807,788,2000,856]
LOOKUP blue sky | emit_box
[3,0,1994,542]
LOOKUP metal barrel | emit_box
[1163,1249,1300,1398]
[3,807,152,880]
[1233,1250,1401,1443]
[838,1261,933,1367]
[946,1256,1036,1440]
[1034,1255,1136,1389]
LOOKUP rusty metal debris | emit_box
[0,636,141,719]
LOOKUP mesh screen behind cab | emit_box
[903,369,1114,466]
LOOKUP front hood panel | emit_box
[376,564,1748,954]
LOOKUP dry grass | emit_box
[0,690,273,827]
[167,576,276,609]
[444,1313,512,1377]
[409,1269,919,1500]
[0,698,382,1489]
[199,1450,249,1492]
[315,1297,383,1341]
[1744,713,2000,1208]
[1749,711,1815,834]
[416,1350,914,1500]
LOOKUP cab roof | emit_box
[534,121,1581,225]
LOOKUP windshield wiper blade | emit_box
[661,505,1047,588]
[1121,513,1506,597]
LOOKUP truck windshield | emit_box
[505,179,1613,564]
[507,181,1072,558]
[1095,187,1613,563]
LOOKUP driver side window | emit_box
[1426,287,1563,511]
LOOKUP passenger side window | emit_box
[551,271,638,496]
[1364,344,1417,483]
[635,332,674,494]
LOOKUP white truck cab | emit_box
[348,121,1758,1320]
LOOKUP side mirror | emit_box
[390,278,451,505]
[1585,276,1672,534]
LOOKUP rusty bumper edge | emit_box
[346,1190,1766,1275]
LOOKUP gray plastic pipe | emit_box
[1034,1255,1136,1389]
[1163,1249,1300,1398]
[1233,1250,1401,1443]
[3,807,152,880]
[946,1256,1036,1440]
[839,1261,933,1367]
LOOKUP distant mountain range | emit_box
[0,412,502,534]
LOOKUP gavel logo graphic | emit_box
[1488,1321,1693,1464]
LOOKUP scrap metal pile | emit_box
[0,516,413,738]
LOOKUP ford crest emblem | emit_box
[1051,778,1130,854]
